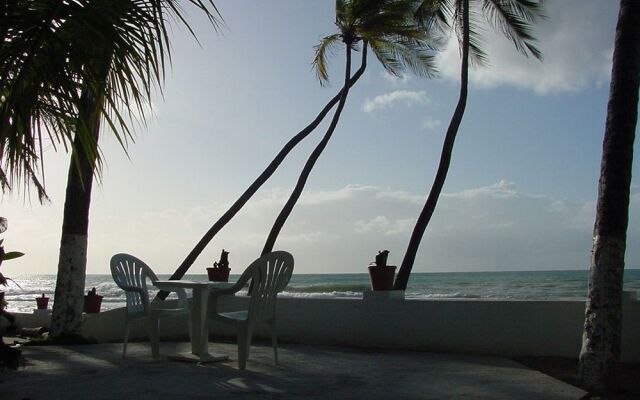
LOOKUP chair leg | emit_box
[122,322,130,358]
[237,325,253,370]
[268,321,278,365]
[148,317,160,359]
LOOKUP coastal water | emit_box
[3,269,640,313]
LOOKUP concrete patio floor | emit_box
[2,341,586,399]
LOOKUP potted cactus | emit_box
[36,293,50,310]
[368,250,397,291]
[207,249,231,282]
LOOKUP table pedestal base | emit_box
[167,352,229,363]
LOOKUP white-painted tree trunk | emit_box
[50,234,88,337]
[579,235,626,388]
[578,0,639,392]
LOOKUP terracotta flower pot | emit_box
[36,295,49,310]
[207,267,231,282]
[84,294,103,313]
[368,265,397,291]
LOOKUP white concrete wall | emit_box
[15,292,640,361]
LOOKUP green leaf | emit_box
[1,251,25,261]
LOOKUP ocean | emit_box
[3,269,640,314]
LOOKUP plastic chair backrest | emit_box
[110,253,158,315]
[235,251,294,322]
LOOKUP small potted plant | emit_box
[83,287,103,313]
[36,293,50,310]
[367,250,396,291]
[207,249,231,282]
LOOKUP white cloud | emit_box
[446,180,525,200]
[355,216,390,233]
[363,90,429,113]
[436,0,617,94]
[298,184,376,205]
[381,72,411,85]
[354,216,414,236]
[4,181,639,275]
[422,117,442,132]
[375,189,423,204]
[386,218,415,236]
[277,232,323,244]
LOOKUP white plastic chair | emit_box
[208,251,294,369]
[110,253,191,358]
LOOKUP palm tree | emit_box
[160,0,439,297]
[1,0,221,338]
[1,1,219,201]
[261,0,439,255]
[393,0,542,290]
[579,0,639,393]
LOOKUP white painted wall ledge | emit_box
[13,291,640,362]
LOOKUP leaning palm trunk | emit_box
[579,0,639,392]
[158,48,367,300]
[394,0,470,290]
[164,0,437,297]
[262,44,363,255]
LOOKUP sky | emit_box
[1,0,638,276]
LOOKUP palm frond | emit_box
[481,0,543,60]
[313,33,343,86]
[319,0,442,84]
[450,0,488,66]
[370,36,439,78]
[417,0,541,68]
[0,0,222,201]
[416,0,454,32]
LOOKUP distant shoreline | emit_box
[11,267,640,278]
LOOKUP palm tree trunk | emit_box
[50,54,111,338]
[262,43,365,255]
[394,0,470,291]
[50,95,102,338]
[578,0,639,392]
[157,45,368,300]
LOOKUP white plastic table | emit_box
[153,280,234,362]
